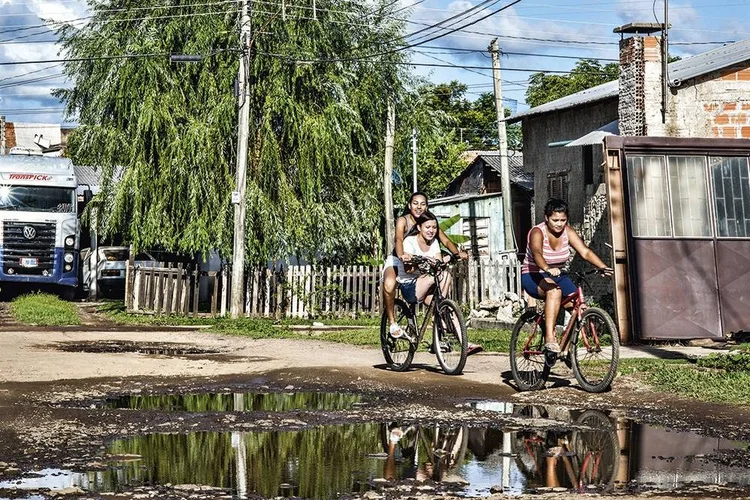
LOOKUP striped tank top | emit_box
[521,222,570,274]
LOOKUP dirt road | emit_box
[1,325,749,499]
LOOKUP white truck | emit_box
[0,155,86,299]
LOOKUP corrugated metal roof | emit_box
[507,37,750,122]
[508,80,618,122]
[480,152,534,190]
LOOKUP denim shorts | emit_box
[521,272,576,300]
[399,279,419,304]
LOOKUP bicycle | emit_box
[379,255,468,375]
[509,269,620,393]
[511,407,620,491]
[380,422,469,482]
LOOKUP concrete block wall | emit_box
[522,100,618,224]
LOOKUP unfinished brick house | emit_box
[508,25,750,341]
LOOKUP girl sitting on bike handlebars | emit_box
[392,211,452,335]
[521,198,612,354]
[382,193,467,339]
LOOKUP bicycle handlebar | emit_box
[407,254,459,274]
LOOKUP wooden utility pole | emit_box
[489,38,515,254]
[411,127,418,192]
[231,0,252,318]
[384,100,396,255]
[661,0,669,123]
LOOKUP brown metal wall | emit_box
[632,240,722,339]
[716,240,750,335]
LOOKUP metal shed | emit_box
[604,136,750,341]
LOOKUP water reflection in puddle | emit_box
[104,391,362,412]
[2,404,749,499]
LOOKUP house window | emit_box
[668,156,711,237]
[711,156,750,237]
[626,155,672,237]
[626,154,750,239]
[461,217,490,258]
[546,172,568,201]
[583,145,594,185]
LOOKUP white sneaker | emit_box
[389,323,404,339]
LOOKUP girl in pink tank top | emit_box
[520,199,612,355]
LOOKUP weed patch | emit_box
[11,293,80,326]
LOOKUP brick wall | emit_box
[618,35,664,136]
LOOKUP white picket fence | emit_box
[126,258,521,318]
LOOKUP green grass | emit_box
[10,293,81,326]
[99,302,511,350]
[618,356,750,405]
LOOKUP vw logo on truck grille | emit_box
[23,226,36,240]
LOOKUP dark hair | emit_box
[415,210,438,226]
[401,191,428,216]
[544,198,569,217]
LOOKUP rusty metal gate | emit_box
[605,137,750,340]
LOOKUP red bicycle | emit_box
[509,269,620,393]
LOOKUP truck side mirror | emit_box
[83,189,93,205]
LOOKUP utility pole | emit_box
[661,0,669,123]
[489,38,515,255]
[231,0,252,318]
[411,127,418,193]
[384,101,396,255]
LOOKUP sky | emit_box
[0,0,749,128]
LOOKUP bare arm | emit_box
[567,227,611,272]
[394,216,408,259]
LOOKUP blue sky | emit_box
[0,0,749,125]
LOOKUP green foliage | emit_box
[56,0,406,264]
[525,59,619,108]
[10,293,81,326]
[697,351,750,372]
[438,213,471,247]
[618,357,750,405]
[390,80,521,201]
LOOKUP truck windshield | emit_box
[0,185,76,213]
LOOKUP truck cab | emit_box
[0,155,80,298]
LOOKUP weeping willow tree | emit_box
[56,0,407,264]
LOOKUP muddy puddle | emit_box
[51,340,221,356]
[3,394,750,499]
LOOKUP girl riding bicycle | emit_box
[392,210,452,336]
[382,193,467,338]
[521,198,612,354]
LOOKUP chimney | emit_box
[615,23,665,136]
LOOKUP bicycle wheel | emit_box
[380,298,416,372]
[569,410,620,490]
[571,307,620,393]
[433,299,468,375]
[509,309,547,391]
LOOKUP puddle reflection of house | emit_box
[430,150,533,260]
[627,422,750,488]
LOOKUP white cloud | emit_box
[18,0,88,23]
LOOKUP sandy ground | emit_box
[1,321,750,499]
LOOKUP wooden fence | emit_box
[126,258,521,318]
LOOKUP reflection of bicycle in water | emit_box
[511,407,620,491]
[380,422,469,483]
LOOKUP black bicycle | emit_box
[380,255,468,375]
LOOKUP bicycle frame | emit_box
[524,281,589,355]
[407,264,447,347]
